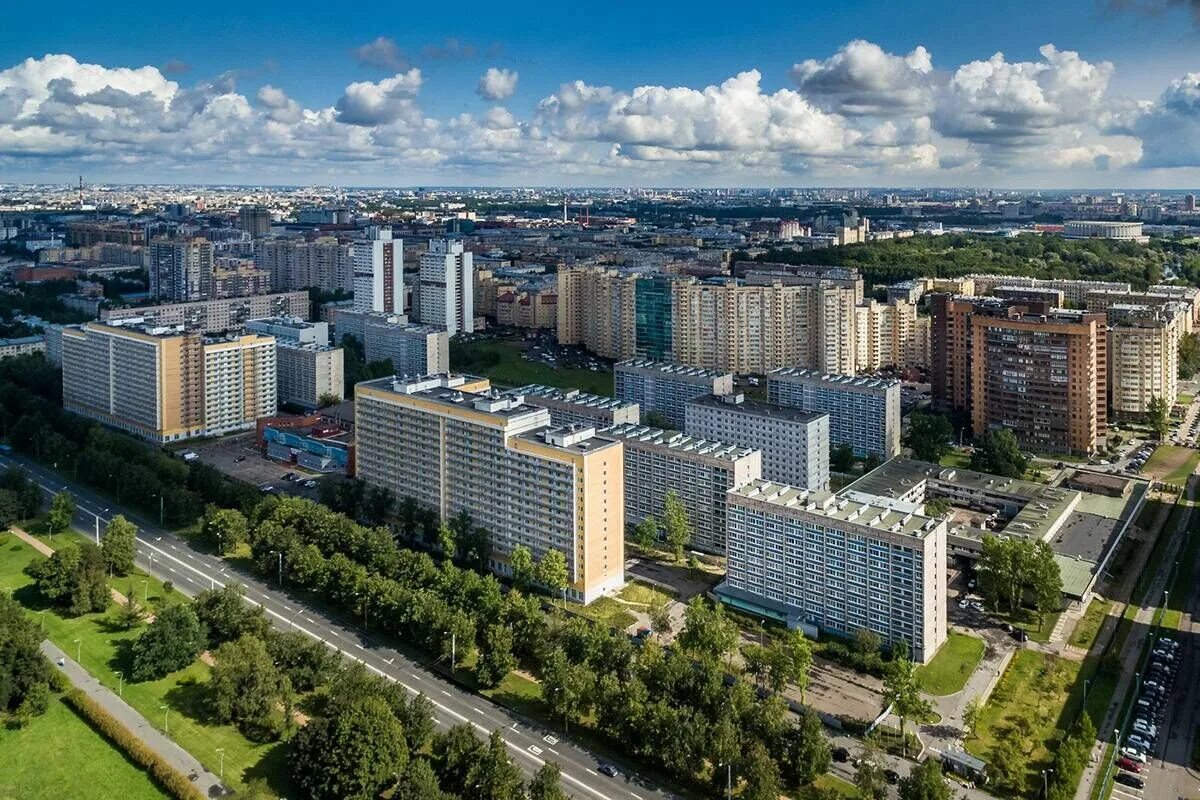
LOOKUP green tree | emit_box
[509,544,534,591]
[431,724,485,796]
[201,506,249,555]
[854,750,886,800]
[527,762,568,800]
[924,497,952,518]
[437,521,456,562]
[739,740,783,800]
[465,730,525,800]
[25,541,108,615]
[987,737,1027,792]
[648,600,673,642]
[677,596,738,663]
[1031,540,1064,629]
[662,490,691,562]
[535,549,568,603]
[0,466,43,520]
[395,759,449,800]
[882,646,933,757]
[970,428,1028,478]
[1147,393,1170,441]
[855,627,882,657]
[130,603,206,681]
[962,696,981,738]
[632,514,658,550]
[193,584,270,649]
[1180,332,1200,379]
[210,634,293,742]
[779,708,830,787]
[100,514,137,575]
[0,593,52,715]
[290,695,408,800]
[903,412,954,463]
[47,489,76,536]
[476,623,517,689]
[766,628,813,698]
[113,594,147,630]
[898,757,951,800]
[831,442,857,473]
[644,410,674,430]
[541,647,593,732]
[265,630,340,693]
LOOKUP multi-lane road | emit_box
[2,453,682,800]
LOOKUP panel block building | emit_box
[510,385,641,429]
[614,359,734,429]
[767,368,901,459]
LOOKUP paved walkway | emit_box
[42,639,225,797]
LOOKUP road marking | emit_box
[586,769,598,776]
[167,567,177,574]
[328,630,339,637]
[474,707,485,715]
[354,643,364,650]
[441,690,451,697]
[528,745,543,756]
[305,616,314,623]
[544,735,559,745]
[385,658,395,665]
[630,794,642,800]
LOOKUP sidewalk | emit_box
[41,639,225,797]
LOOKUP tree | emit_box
[130,603,206,681]
[0,466,43,520]
[632,514,658,550]
[854,751,886,800]
[831,442,857,473]
[1031,540,1063,629]
[200,506,249,555]
[1147,393,1171,441]
[648,600,673,642]
[970,429,1028,478]
[527,762,568,800]
[0,593,52,716]
[962,696,981,738]
[677,597,737,663]
[509,544,534,591]
[779,708,830,788]
[882,646,933,757]
[535,549,568,603]
[113,594,147,630]
[465,730,525,800]
[266,629,340,693]
[898,758,951,800]
[854,627,882,658]
[431,724,485,796]
[210,635,292,742]
[765,628,813,698]
[396,693,436,754]
[904,412,954,463]
[977,534,1023,613]
[290,695,408,800]
[47,490,76,536]
[476,623,517,689]
[540,647,593,732]
[395,759,449,800]
[25,541,108,615]
[739,740,783,800]
[644,411,674,430]
[924,497,952,518]
[987,737,1027,792]
[100,514,137,575]
[662,490,691,562]
[193,584,270,649]
[1180,332,1200,379]
[437,521,456,562]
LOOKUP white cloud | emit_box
[352,36,409,71]
[334,69,422,126]
[791,40,935,115]
[1130,72,1200,168]
[477,67,518,101]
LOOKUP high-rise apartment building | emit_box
[102,292,310,334]
[634,274,675,360]
[854,298,929,373]
[509,385,641,429]
[255,237,353,293]
[417,239,474,334]
[246,318,344,409]
[62,321,276,443]
[598,423,760,554]
[718,480,947,663]
[767,368,901,459]
[67,221,145,247]
[614,359,734,429]
[1107,303,1184,417]
[966,275,1130,306]
[149,238,214,302]
[352,227,402,314]
[237,206,273,238]
[332,309,449,377]
[212,258,272,299]
[355,374,625,603]
[557,267,639,360]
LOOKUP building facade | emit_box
[614,359,734,429]
[355,374,625,603]
[237,206,273,238]
[417,239,474,334]
[247,318,344,409]
[101,292,310,334]
[332,309,449,377]
[149,238,214,302]
[352,226,402,314]
[1107,303,1184,417]
[255,237,353,293]
[767,368,901,459]
[557,267,639,360]
[685,393,830,491]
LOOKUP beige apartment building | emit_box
[557,266,638,359]
[496,288,557,330]
[855,298,929,372]
[101,292,310,334]
[1107,303,1184,417]
[255,237,354,293]
[354,374,625,604]
[62,321,276,443]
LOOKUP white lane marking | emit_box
[586,769,598,776]
[474,707,486,715]
[305,617,315,623]
[529,745,543,756]
[441,690,451,697]
[544,735,559,745]
[354,644,365,651]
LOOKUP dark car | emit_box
[1115,773,1144,789]
[884,769,900,785]
[832,747,850,763]
[1012,628,1029,642]
[598,764,619,778]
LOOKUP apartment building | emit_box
[355,374,625,603]
[62,321,276,443]
[967,274,1131,306]
[598,423,760,554]
[237,206,273,238]
[101,292,310,333]
[767,368,901,459]
[1086,285,1200,332]
[149,238,214,302]
[854,298,929,373]
[352,226,402,314]
[246,318,344,409]
[418,239,474,334]
[557,266,638,359]
[510,385,640,428]
[614,358,734,429]
[1107,303,1184,417]
[255,237,353,293]
[496,288,557,330]
[331,309,448,377]
[685,393,829,491]
[67,221,145,247]
[212,258,272,299]
[718,480,947,663]
[0,335,46,359]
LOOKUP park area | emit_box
[1141,444,1200,485]
[449,338,614,395]
[915,631,985,695]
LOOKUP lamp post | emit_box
[73,638,81,664]
[270,551,283,587]
[1041,768,1054,798]
[115,671,123,698]
[142,580,149,603]
[93,507,109,544]
[160,705,169,734]
[216,748,225,780]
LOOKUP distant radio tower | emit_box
[78,175,84,209]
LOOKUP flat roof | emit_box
[614,358,731,380]
[687,394,828,425]
[600,423,757,461]
[731,479,940,539]
[357,375,547,422]
[768,367,900,391]
[511,384,637,412]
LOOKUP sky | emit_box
[2,0,1200,188]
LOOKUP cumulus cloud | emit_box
[477,67,518,101]
[791,40,935,115]
[161,59,191,76]
[1130,72,1200,167]
[352,36,409,71]
[334,69,422,126]
[256,84,302,123]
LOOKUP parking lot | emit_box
[187,433,324,500]
[1109,635,1182,800]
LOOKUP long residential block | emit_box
[614,358,734,429]
[102,292,310,333]
[767,368,901,459]
[510,385,641,428]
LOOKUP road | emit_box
[3,453,681,800]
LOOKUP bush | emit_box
[64,689,206,800]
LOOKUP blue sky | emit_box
[1,0,1199,186]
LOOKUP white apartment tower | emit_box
[352,226,402,314]
[418,239,474,334]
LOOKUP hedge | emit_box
[63,688,207,800]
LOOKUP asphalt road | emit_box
[3,453,683,800]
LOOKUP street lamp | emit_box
[151,493,164,528]
[270,551,283,587]
[216,748,225,780]
[115,671,123,698]
[73,638,81,663]
[160,705,169,734]
[1041,768,1054,798]
[444,629,457,669]
[719,762,733,800]
[142,580,149,603]
[93,507,109,544]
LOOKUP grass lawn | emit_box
[967,649,1081,795]
[916,632,985,695]
[994,607,1060,644]
[1,531,295,797]
[939,451,972,470]
[450,338,614,395]
[616,580,676,608]
[1142,445,1200,485]
[1069,598,1112,650]
[1178,393,1195,407]
[480,671,544,719]
[799,774,858,798]
[0,694,168,800]
[563,596,638,632]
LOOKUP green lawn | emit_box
[0,531,294,797]
[563,596,637,632]
[450,338,614,395]
[939,451,972,470]
[0,694,168,800]
[1069,598,1112,650]
[799,774,858,798]
[1142,445,1200,484]
[916,632,986,695]
[616,580,676,608]
[480,671,544,719]
[1177,393,1194,407]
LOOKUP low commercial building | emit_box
[767,368,901,459]
[510,385,640,428]
[718,479,948,663]
[615,358,734,429]
[355,375,625,603]
[685,393,829,491]
[0,335,46,359]
[102,291,310,334]
[598,423,761,554]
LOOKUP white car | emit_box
[969,601,985,612]
[958,599,969,609]
[1121,747,1147,764]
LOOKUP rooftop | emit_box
[600,423,758,461]
[615,358,731,380]
[768,367,900,391]
[688,393,829,425]
[510,384,637,412]
[731,479,941,539]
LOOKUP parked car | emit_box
[1012,628,1029,643]
[1121,747,1148,764]
[1115,773,1145,790]
[831,747,850,763]
[884,770,900,785]
[1117,757,1143,773]
[597,764,619,778]
[233,455,246,463]
[1127,734,1153,751]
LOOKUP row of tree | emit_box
[0,592,54,726]
[976,534,1064,628]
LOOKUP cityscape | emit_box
[3,4,1200,800]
